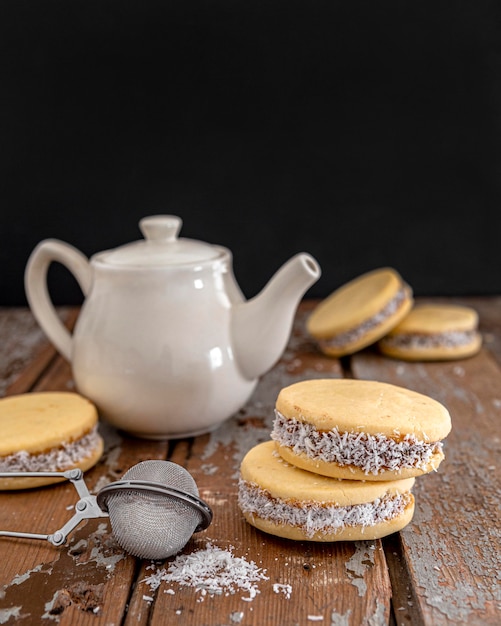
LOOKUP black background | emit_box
[1,0,500,306]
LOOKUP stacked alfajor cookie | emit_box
[238,378,451,542]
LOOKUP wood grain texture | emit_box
[0,307,77,396]
[0,300,499,625]
[352,344,501,625]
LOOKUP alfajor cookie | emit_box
[378,303,482,361]
[0,391,104,490]
[306,267,413,357]
[271,379,451,481]
[238,441,415,541]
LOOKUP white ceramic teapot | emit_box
[24,215,321,438]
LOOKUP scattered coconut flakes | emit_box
[142,566,166,592]
[308,616,324,622]
[201,463,219,475]
[273,583,292,599]
[142,543,268,602]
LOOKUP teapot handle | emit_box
[24,239,92,362]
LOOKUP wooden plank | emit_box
[0,433,170,626]
[145,336,392,625]
[0,307,55,396]
[351,346,501,625]
[0,348,171,625]
[0,459,134,624]
[121,440,194,626]
[0,307,79,397]
[2,299,500,624]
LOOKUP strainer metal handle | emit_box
[0,469,107,546]
[96,479,213,532]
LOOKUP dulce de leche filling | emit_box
[0,426,101,473]
[271,411,442,475]
[238,475,413,538]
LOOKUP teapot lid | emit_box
[96,215,225,266]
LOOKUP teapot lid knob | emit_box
[139,215,182,242]
[95,214,225,266]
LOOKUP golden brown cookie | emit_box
[238,441,415,541]
[0,391,104,489]
[306,267,413,357]
[271,378,451,481]
[378,303,482,361]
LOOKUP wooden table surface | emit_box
[0,298,500,626]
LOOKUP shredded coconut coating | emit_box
[0,426,101,472]
[238,479,412,538]
[271,412,442,475]
[319,285,408,349]
[381,329,477,349]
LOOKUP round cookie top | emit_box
[386,303,478,335]
[275,378,451,441]
[0,391,99,456]
[307,267,409,339]
[240,441,415,506]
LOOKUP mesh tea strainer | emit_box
[0,460,212,560]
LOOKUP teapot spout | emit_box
[231,253,321,380]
